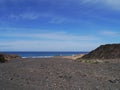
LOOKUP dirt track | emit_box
[0,58,120,90]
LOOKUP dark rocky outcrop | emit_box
[82,44,120,59]
[0,54,21,63]
[0,54,7,63]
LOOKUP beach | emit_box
[0,57,120,90]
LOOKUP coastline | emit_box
[0,51,88,59]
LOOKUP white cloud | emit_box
[0,40,100,51]
[0,27,100,51]
[10,12,53,20]
[50,17,66,24]
[9,12,68,24]
[1,0,120,11]
[100,30,119,36]
[0,30,99,41]
[12,13,39,20]
[83,0,120,10]
[102,0,120,10]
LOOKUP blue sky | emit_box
[0,0,120,51]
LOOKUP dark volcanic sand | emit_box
[0,58,120,90]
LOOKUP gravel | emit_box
[0,58,120,90]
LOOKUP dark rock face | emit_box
[82,44,120,59]
[0,54,21,63]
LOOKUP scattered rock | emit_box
[58,75,72,79]
[0,58,120,90]
[108,79,120,83]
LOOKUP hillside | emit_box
[81,44,120,59]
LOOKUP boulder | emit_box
[81,44,120,59]
[0,54,7,63]
[0,53,21,63]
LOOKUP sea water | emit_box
[0,51,88,58]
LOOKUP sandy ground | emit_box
[54,54,85,60]
[0,58,120,90]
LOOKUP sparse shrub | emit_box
[76,59,103,64]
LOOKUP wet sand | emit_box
[0,58,120,90]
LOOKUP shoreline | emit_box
[21,54,85,60]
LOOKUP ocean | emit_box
[0,51,88,58]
